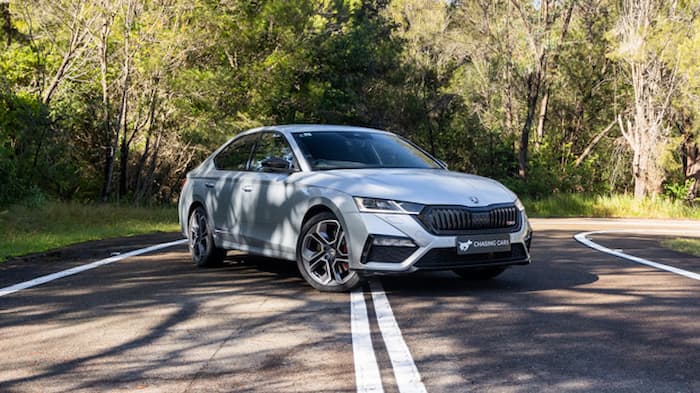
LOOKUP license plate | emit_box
[456,234,511,255]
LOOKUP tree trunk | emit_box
[119,128,128,198]
[42,46,73,104]
[574,119,616,167]
[535,88,549,148]
[534,2,574,149]
[105,78,127,200]
[99,11,114,202]
[1,1,11,46]
[101,149,114,202]
[631,148,646,198]
[133,78,159,204]
[133,134,151,204]
[140,132,162,203]
[518,66,542,179]
[105,0,132,201]
[684,140,700,200]
[41,3,89,105]
[505,65,515,136]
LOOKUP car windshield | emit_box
[292,131,442,170]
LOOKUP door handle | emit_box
[204,183,214,188]
[242,184,253,192]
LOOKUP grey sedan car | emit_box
[178,125,532,291]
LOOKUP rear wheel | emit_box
[452,267,505,280]
[297,212,361,292]
[188,206,226,267]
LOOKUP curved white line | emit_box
[574,231,700,281]
[0,239,188,297]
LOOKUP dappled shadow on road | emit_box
[0,248,354,393]
[0,232,185,288]
[2,229,699,392]
[378,230,700,393]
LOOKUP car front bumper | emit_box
[343,211,532,273]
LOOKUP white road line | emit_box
[574,231,700,281]
[0,239,188,297]
[351,288,385,393]
[369,280,427,393]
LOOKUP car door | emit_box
[236,132,300,256]
[208,133,258,245]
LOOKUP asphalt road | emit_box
[0,219,699,393]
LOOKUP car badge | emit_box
[469,196,479,204]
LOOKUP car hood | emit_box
[297,169,516,207]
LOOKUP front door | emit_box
[237,132,300,255]
[208,133,258,245]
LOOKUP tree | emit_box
[671,13,700,200]
[611,0,680,198]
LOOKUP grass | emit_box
[661,238,700,257]
[1,193,697,263]
[0,201,180,262]
[523,193,700,219]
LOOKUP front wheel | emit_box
[297,212,361,292]
[188,206,226,267]
[452,267,505,280]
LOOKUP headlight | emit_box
[515,197,525,211]
[354,197,424,215]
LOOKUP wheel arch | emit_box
[188,201,205,220]
[181,199,207,236]
[298,197,349,236]
[301,204,335,227]
[296,196,357,259]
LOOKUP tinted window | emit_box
[214,134,257,171]
[292,131,441,170]
[249,132,297,172]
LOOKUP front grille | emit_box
[414,244,528,269]
[417,204,519,235]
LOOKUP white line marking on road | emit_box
[351,288,385,393]
[574,231,700,281]
[369,280,427,393]
[0,239,188,297]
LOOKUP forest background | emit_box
[1,0,699,208]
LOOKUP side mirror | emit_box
[261,157,294,173]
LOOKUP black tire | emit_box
[452,267,506,280]
[296,212,361,292]
[188,206,226,267]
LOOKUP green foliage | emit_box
[0,0,698,206]
[0,44,41,87]
[0,201,179,262]
[0,85,52,205]
[664,179,697,201]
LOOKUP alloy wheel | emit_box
[189,208,209,260]
[300,219,353,286]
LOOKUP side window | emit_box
[249,132,297,172]
[213,134,257,171]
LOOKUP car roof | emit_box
[247,124,390,137]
